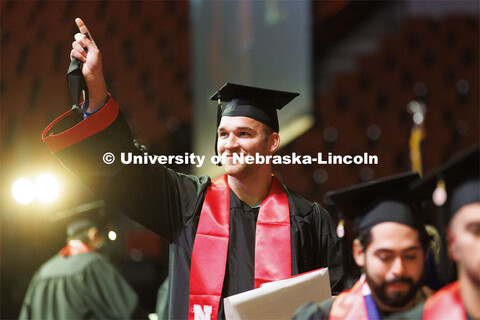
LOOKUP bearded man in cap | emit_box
[294,172,432,319]
[42,18,344,320]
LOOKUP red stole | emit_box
[423,281,466,320]
[330,277,369,320]
[188,174,291,320]
[59,240,92,256]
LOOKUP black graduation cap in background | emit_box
[326,171,423,234]
[410,145,479,285]
[411,144,479,221]
[51,200,109,238]
[210,83,299,157]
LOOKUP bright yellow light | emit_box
[12,178,35,205]
[35,174,61,203]
[108,231,117,241]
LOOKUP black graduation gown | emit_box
[19,252,140,319]
[43,96,345,319]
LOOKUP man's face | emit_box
[448,202,480,287]
[217,116,278,178]
[354,222,426,311]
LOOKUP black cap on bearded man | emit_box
[326,171,424,234]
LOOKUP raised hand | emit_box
[70,18,108,112]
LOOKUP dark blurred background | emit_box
[1,1,478,318]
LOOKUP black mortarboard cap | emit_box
[210,83,299,132]
[66,32,91,110]
[326,172,423,233]
[67,59,88,109]
[210,83,299,158]
[411,145,479,220]
[51,200,108,238]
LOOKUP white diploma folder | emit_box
[224,268,331,320]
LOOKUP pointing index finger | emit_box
[75,18,93,42]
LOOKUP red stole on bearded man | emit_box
[330,276,371,320]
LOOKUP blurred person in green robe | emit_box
[19,204,146,319]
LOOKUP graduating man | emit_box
[397,145,480,320]
[19,204,143,319]
[294,172,432,319]
[42,18,344,319]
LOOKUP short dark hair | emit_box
[357,224,431,252]
[264,125,274,141]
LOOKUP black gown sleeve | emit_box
[313,203,345,295]
[44,97,209,242]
